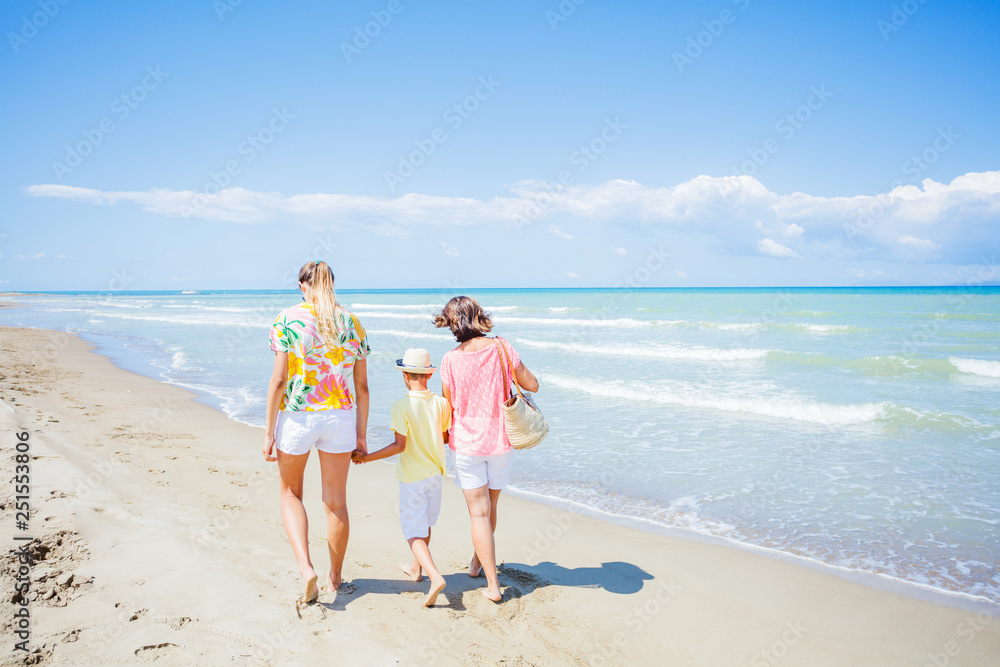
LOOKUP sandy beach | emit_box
[2,323,998,666]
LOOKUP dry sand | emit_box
[1,325,998,665]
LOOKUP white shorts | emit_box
[399,476,443,540]
[453,451,513,491]
[274,409,356,456]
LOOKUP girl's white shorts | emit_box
[275,409,356,456]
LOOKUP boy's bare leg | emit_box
[277,450,319,602]
[407,535,446,606]
[318,451,352,592]
[470,489,501,579]
[400,529,430,581]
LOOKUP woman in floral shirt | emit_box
[263,260,370,602]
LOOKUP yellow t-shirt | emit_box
[391,390,451,483]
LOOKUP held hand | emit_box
[262,434,277,462]
[355,436,368,455]
[351,449,367,465]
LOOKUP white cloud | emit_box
[23,170,1000,264]
[566,272,580,279]
[675,269,688,278]
[439,242,460,257]
[850,268,884,279]
[898,235,938,250]
[757,238,800,259]
[548,224,574,240]
[613,247,627,255]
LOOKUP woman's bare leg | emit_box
[317,450,351,591]
[277,449,318,602]
[470,489,502,578]
[463,485,502,601]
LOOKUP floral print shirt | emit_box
[269,303,370,411]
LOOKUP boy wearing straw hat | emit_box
[352,348,451,607]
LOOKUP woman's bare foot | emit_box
[481,586,502,603]
[301,568,319,603]
[424,576,447,607]
[324,571,342,593]
[469,553,483,578]
[399,561,423,582]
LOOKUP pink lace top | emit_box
[439,337,521,457]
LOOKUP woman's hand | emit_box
[355,435,368,455]
[262,433,277,462]
[351,449,367,465]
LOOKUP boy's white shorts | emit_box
[399,475,443,540]
[275,408,356,456]
[453,451,513,491]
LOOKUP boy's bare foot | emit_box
[301,569,319,603]
[399,562,423,582]
[481,586,502,603]
[423,576,446,607]
[324,572,342,593]
[469,553,483,578]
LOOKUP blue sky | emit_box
[1,0,998,290]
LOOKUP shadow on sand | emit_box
[309,560,653,612]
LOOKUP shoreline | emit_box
[2,323,1000,664]
[28,318,1000,615]
[6,301,1000,613]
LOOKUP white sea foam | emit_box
[367,328,453,341]
[514,337,770,361]
[539,373,889,425]
[348,303,442,310]
[949,357,1000,378]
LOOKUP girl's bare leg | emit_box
[277,449,318,602]
[470,489,501,578]
[407,535,446,606]
[318,450,351,591]
[463,485,502,601]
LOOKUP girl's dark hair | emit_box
[433,296,493,342]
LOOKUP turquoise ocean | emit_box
[2,287,998,606]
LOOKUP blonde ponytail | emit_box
[299,261,343,345]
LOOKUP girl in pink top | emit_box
[436,296,539,602]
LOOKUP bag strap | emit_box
[495,338,524,401]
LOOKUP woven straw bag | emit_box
[496,339,549,450]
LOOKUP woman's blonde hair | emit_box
[433,296,493,342]
[299,261,342,344]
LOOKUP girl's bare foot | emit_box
[324,571,342,593]
[301,569,319,603]
[469,553,483,578]
[481,586,502,603]
[424,576,447,607]
[399,562,423,582]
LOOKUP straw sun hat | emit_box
[395,348,436,374]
